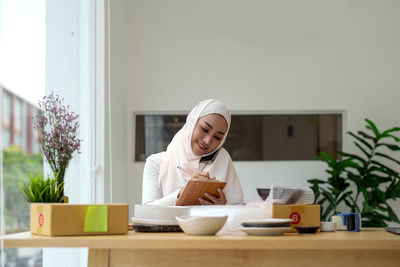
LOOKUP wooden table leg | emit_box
[88,249,109,267]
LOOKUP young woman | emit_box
[142,99,244,206]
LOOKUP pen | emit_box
[176,166,194,176]
[177,166,216,180]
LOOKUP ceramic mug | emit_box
[331,215,347,230]
[331,213,361,232]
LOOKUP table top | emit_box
[3,228,400,250]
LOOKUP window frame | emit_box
[132,109,347,163]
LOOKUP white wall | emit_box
[109,0,400,221]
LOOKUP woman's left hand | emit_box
[198,188,227,205]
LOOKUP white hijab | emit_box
[147,99,241,202]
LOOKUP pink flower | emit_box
[34,91,82,182]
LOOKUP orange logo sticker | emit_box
[39,213,44,227]
[289,212,301,224]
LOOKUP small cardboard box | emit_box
[272,204,320,233]
[30,203,128,236]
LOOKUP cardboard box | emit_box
[30,203,128,236]
[272,204,320,233]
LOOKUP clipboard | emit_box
[176,179,227,206]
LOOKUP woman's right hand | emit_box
[190,171,216,180]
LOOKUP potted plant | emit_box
[308,119,400,226]
[308,152,358,221]
[19,92,81,203]
[19,173,64,203]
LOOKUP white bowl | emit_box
[320,221,337,232]
[176,215,228,235]
[134,205,190,221]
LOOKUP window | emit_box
[2,0,99,266]
[1,89,44,266]
[2,92,11,148]
[135,113,342,161]
[13,98,22,147]
[135,115,186,161]
[21,102,28,152]
[0,0,46,265]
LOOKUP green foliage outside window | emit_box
[3,146,43,233]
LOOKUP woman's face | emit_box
[191,113,228,156]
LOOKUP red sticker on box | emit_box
[289,212,301,224]
[39,213,44,227]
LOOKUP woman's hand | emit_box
[190,171,216,180]
[198,188,227,205]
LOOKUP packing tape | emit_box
[83,205,108,232]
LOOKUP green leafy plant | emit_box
[19,173,64,203]
[308,119,400,227]
[308,152,358,221]
[341,119,400,226]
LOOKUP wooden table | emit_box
[4,228,400,267]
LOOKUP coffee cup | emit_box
[345,213,361,232]
[331,215,346,230]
